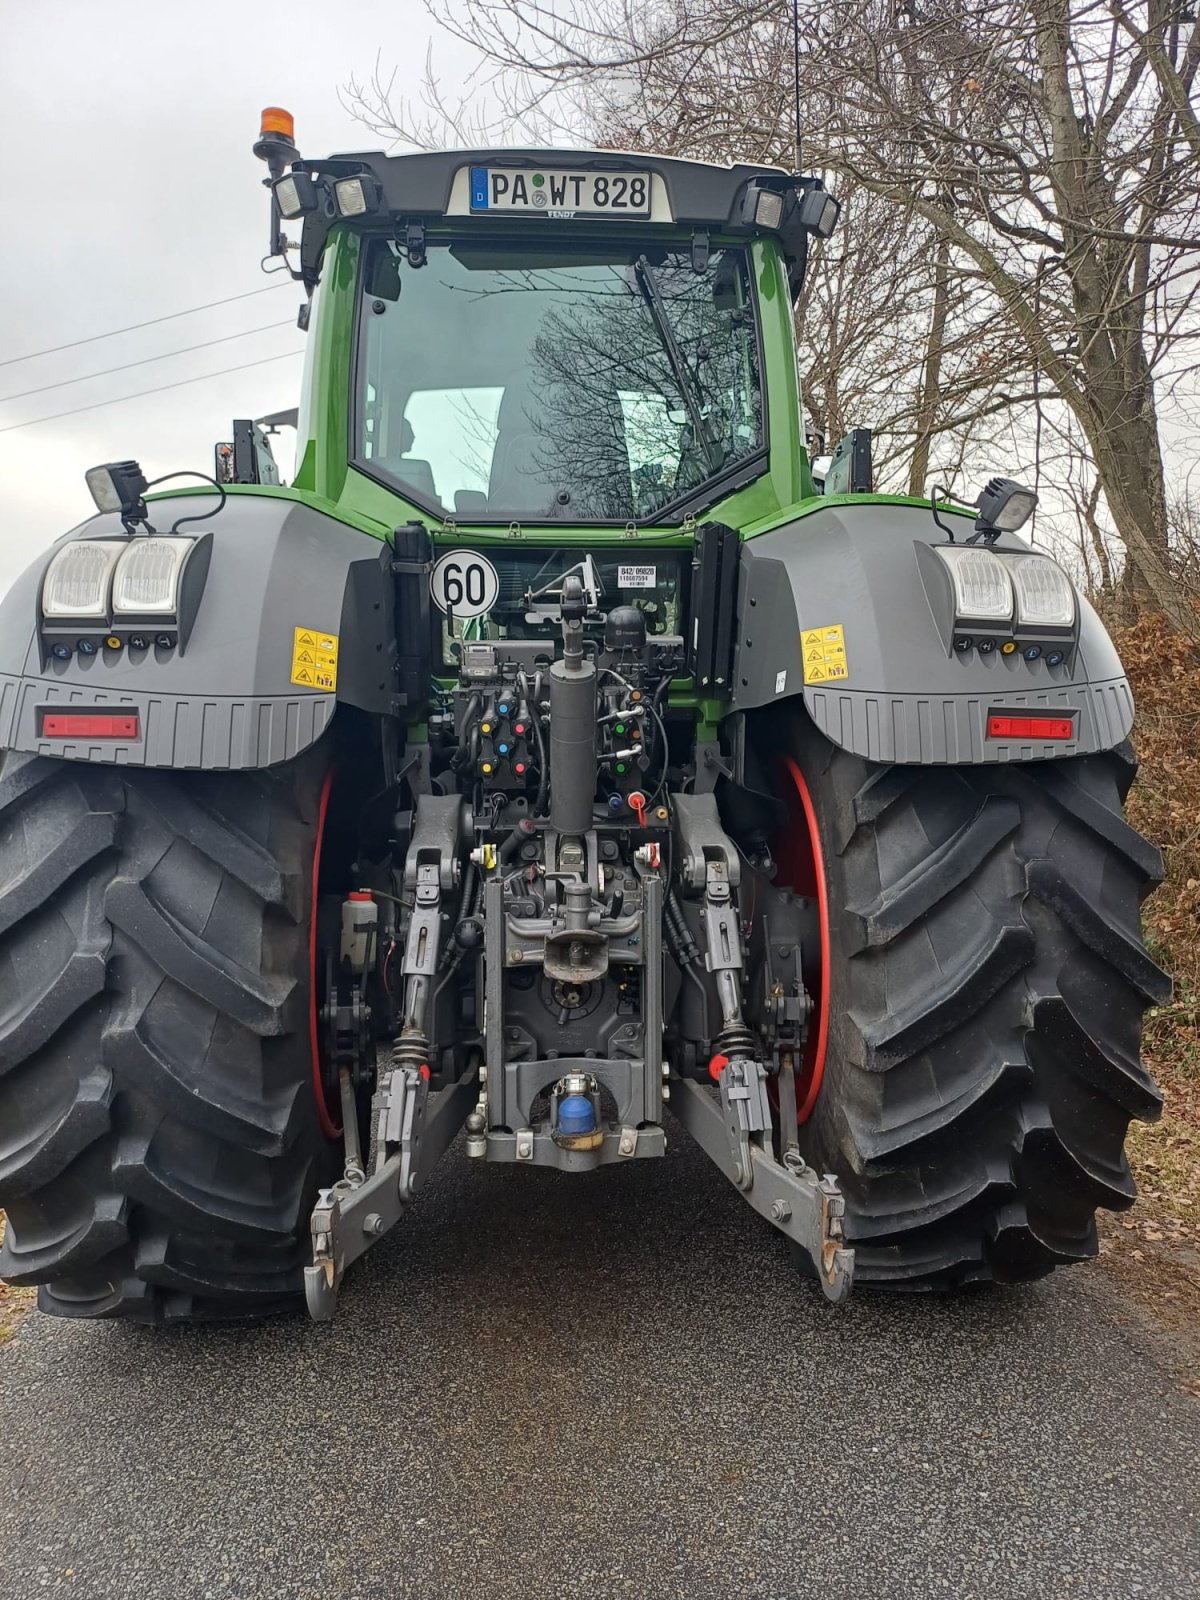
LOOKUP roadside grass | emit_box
[1112,617,1200,1236]
[0,1214,33,1343]
[1127,1022,1200,1231]
[1090,620,1200,1385]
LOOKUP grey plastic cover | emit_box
[0,494,392,769]
[733,503,1133,764]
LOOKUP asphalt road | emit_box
[1,1132,1197,1600]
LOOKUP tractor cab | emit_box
[251,111,840,536]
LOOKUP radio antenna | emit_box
[791,0,803,171]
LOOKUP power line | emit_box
[0,350,305,435]
[0,322,296,404]
[0,282,295,370]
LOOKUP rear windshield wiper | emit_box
[633,256,722,474]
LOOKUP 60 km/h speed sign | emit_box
[429,550,500,620]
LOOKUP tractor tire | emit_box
[773,718,1168,1290]
[0,749,340,1323]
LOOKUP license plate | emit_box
[469,166,651,218]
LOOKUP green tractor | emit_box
[0,109,1167,1323]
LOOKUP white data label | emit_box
[618,565,657,588]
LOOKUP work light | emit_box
[797,189,840,239]
[1006,552,1076,627]
[933,546,1014,621]
[85,460,149,525]
[111,537,199,617]
[975,476,1038,537]
[274,170,318,220]
[754,190,784,229]
[41,540,125,620]
[333,175,383,218]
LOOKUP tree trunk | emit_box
[1074,324,1188,628]
[1081,478,1114,595]
[1086,407,1192,634]
[1032,0,1187,629]
[908,231,950,497]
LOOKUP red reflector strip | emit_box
[42,713,140,739]
[987,714,1073,740]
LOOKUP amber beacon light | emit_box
[260,106,295,141]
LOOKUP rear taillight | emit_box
[986,713,1074,740]
[41,712,140,739]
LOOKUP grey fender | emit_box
[0,493,394,769]
[732,502,1133,763]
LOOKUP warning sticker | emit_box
[618,565,657,588]
[291,627,338,692]
[801,623,849,685]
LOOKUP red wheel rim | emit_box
[309,768,342,1140]
[774,755,830,1124]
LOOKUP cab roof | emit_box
[332,147,800,223]
[286,146,836,299]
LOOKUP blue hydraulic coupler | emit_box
[557,1093,596,1136]
[551,1072,604,1151]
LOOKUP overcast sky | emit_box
[4,3,1190,591]
[0,0,480,589]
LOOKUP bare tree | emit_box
[350,0,1200,630]
[347,17,1036,500]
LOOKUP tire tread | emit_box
[0,753,333,1322]
[783,724,1166,1289]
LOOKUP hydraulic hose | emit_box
[665,888,710,1043]
[519,670,549,815]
